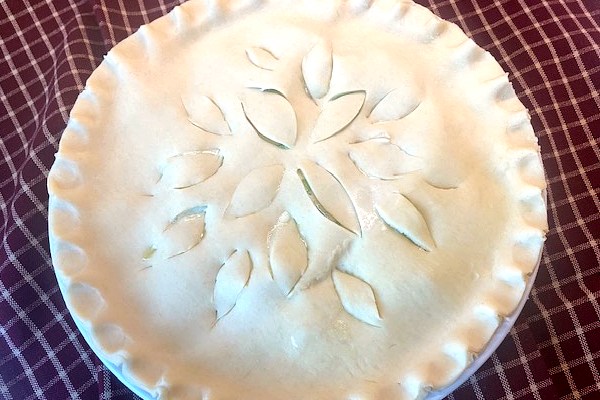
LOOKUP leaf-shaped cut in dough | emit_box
[302,40,333,100]
[311,91,366,143]
[214,250,252,321]
[333,269,381,327]
[161,150,223,189]
[242,90,297,149]
[297,161,361,235]
[162,206,206,258]
[349,138,422,180]
[227,164,284,217]
[269,212,308,296]
[375,193,435,251]
[246,47,279,70]
[182,95,230,135]
[369,88,421,123]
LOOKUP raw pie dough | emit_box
[48,0,548,399]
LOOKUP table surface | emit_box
[1,1,599,399]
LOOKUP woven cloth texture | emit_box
[1,0,599,399]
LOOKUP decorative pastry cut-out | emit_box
[369,88,421,123]
[160,150,223,189]
[227,164,285,217]
[161,206,207,258]
[333,269,381,327]
[182,95,230,135]
[214,250,253,320]
[242,90,297,148]
[246,47,279,70]
[269,212,308,296]
[349,138,422,179]
[297,162,361,236]
[311,91,366,143]
[376,193,435,251]
[163,40,443,317]
[425,179,459,190]
[302,40,333,100]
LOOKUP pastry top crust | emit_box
[47,1,547,399]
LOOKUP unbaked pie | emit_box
[48,0,548,399]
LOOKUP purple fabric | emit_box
[1,1,599,398]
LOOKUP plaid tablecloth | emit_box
[1,0,599,399]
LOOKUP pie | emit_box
[47,0,548,399]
